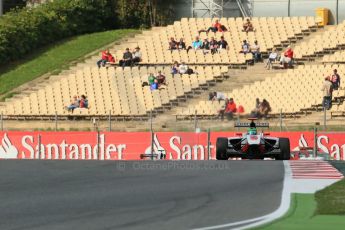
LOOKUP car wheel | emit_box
[216,138,229,160]
[277,138,290,160]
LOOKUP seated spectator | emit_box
[209,37,218,54]
[187,36,202,53]
[79,95,88,109]
[243,18,254,32]
[251,40,261,62]
[119,48,133,67]
[239,40,250,54]
[321,76,333,110]
[97,49,110,68]
[222,98,237,120]
[148,73,156,85]
[171,61,179,75]
[279,46,294,69]
[107,53,115,64]
[177,38,186,50]
[217,36,228,51]
[218,98,229,120]
[201,38,210,53]
[132,47,142,65]
[250,98,261,118]
[209,92,226,102]
[199,19,227,34]
[258,99,271,119]
[265,48,278,70]
[178,62,194,75]
[156,70,166,86]
[331,69,341,90]
[169,37,177,50]
[150,79,159,91]
[65,95,79,113]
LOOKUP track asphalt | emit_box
[0,160,284,230]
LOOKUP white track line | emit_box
[194,161,292,230]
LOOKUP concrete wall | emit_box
[252,0,345,24]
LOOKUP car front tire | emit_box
[216,138,229,160]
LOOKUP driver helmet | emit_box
[248,127,257,135]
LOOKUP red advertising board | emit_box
[0,131,344,160]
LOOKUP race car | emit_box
[216,118,290,160]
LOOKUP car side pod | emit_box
[235,133,242,136]
[264,132,270,136]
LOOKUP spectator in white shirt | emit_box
[265,48,278,70]
[132,47,142,64]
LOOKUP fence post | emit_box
[194,110,197,132]
[97,129,100,160]
[0,112,3,131]
[38,134,41,160]
[150,110,154,160]
[323,107,327,131]
[55,111,58,131]
[313,124,318,158]
[108,110,112,132]
[207,128,211,160]
[279,109,283,132]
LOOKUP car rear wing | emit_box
[234,122,269,128]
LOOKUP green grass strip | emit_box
[315,179,345,215]
[253,193,345,230]
[0,29,138,99]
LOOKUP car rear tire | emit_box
[277,138,290,160]
[216,138,229,160]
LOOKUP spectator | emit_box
[218,98,229,120]
[265,48,278,70]
[240,40,250,54]
[209,37,218,54]
[251,40,261,62]
[217,36,228,51]
[280,46,294,69]
[179,62,188,74]
[258,99,271,119]
[148,73,156,85]
[132,47,142,65]
[97,49,110,68]
[150,79,159,91]
[250,98,261,118]
[321,76,333,110]
[201,38,210,53]
[65,95,79,113]
[169,37,177,50]
[199,19,227,34]
[79,95,88,109]
[209,92,226,102]
[107,53,115,64]
[119,48,133,67]
[187,36,202,53]
[171,61,179,75]
[156,70,166,86]
[223,98,237,120]
[178,62,194,74]
[331,69,341,90]
[243,18,254,32]
[177,38,186,50]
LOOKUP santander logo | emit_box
[0,133,18,159]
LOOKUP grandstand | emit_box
[1,14,345,130]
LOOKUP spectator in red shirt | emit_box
[280,46,294,68]
[97,49,110,68]
[107,53,115,64]
[199,19,227,35]
[219,98,237,120]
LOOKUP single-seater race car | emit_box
[216,118,290,160]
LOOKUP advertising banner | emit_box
[0,131,344,160]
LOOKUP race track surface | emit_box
[0,160,284,230]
